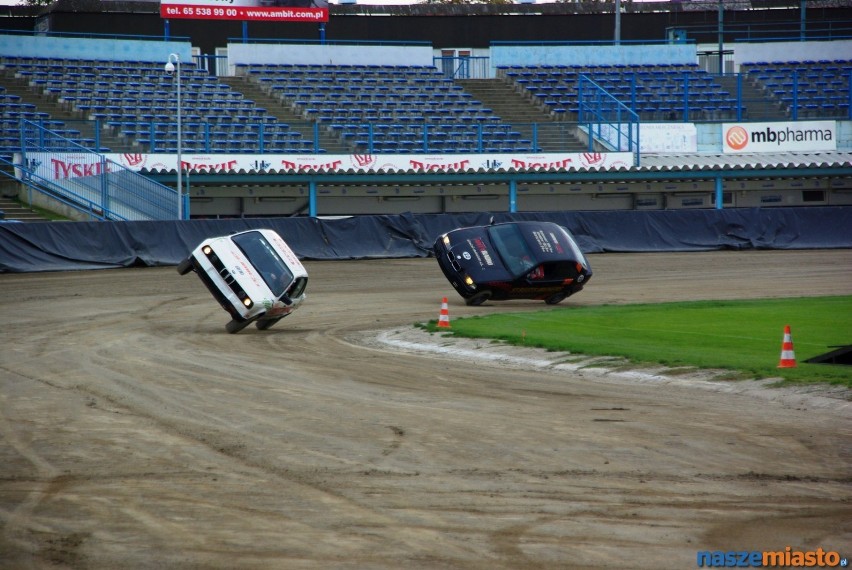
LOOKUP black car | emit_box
[433,220,592,306]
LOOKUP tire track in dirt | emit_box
[0,252,850,569]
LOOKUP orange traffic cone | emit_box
[437,297,451,328]
[777,324,797,368]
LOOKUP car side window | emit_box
[532,262,575,281]
[490,225,536,276]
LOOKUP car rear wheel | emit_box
[225,318,252,334]
[255,316,284,330]
[466,291,491,306]
[545,293,566,305]
[176,257,194,275]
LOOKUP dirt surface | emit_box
[1,250,851,569]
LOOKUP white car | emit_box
[177,229,308,333]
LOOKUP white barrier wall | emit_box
[490,43,696,73]
[0,34,191,64]
[227,42,434,70]
[732,40,852,69]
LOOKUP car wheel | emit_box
[225,318,252,334]
[545,293,566,305]
[176,257,194,275]
[466,291,491,306]
[255,316,284,330]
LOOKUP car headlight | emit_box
[202,245,212,255]
[464,275,475,287]
[442,235,450,246]
[237,290,254,308]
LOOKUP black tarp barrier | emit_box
[1,207,851,273]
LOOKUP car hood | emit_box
[444,227,513,281]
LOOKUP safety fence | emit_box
[17,119,180,220]
[578,75,640,166]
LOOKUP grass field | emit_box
[425,296,852,388]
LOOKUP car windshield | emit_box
[487,224,538,277]
[232,231,294,297]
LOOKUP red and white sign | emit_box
[722,121,836,153]
[160,0,328,22]
[23,151,636,182]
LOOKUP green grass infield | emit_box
[424,296,852,388]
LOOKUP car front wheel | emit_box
[176,257,194,275]
[466,290,492,306]
[255,316,284,330]
[225,318,252,334]
[545,293,566,305]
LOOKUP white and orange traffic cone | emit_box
[437,297,451,328]
[777,324,797,368]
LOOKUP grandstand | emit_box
[742,59,852,119]
[235,63,540,154]
[1,56,318,154]
[0,1,851,220]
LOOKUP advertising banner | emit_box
[722,120,837,153]
[24,151,636,181]
[595,122,697,154]
[160,0,328,22]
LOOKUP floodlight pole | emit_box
[614,0,621,45]
[166,53,183,220]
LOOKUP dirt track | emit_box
[1,250,851,569]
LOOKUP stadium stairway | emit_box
[716,75,780,120]
[0,196,50,222]
[220,75,349,153]
[0,69,132,153]
[456,78,587,152]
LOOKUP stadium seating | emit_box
[3,55,848,160]
[235,63,536,153]
[498,63,743,122]
[741,59,852,119]
[0,84,104,155]
[1,56,317,154]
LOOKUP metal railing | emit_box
[434,56,491,80]
[6,65,849,163]
[18,120,180,220]
[120,119,587,154]
[508,67,852,124]
[578,75,640,166]
[1,152,112,221]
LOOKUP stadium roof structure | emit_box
[6,0,836,18]
[639,150,852,172]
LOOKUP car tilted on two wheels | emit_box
[433,220,592,306]
[177,229,308,334]
[179,221,591,332]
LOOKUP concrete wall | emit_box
[0,34,192,64]
[732,40,852,70]
[491,43,697,75]
[227,42,434,72]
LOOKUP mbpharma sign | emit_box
[723,120,836,153]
